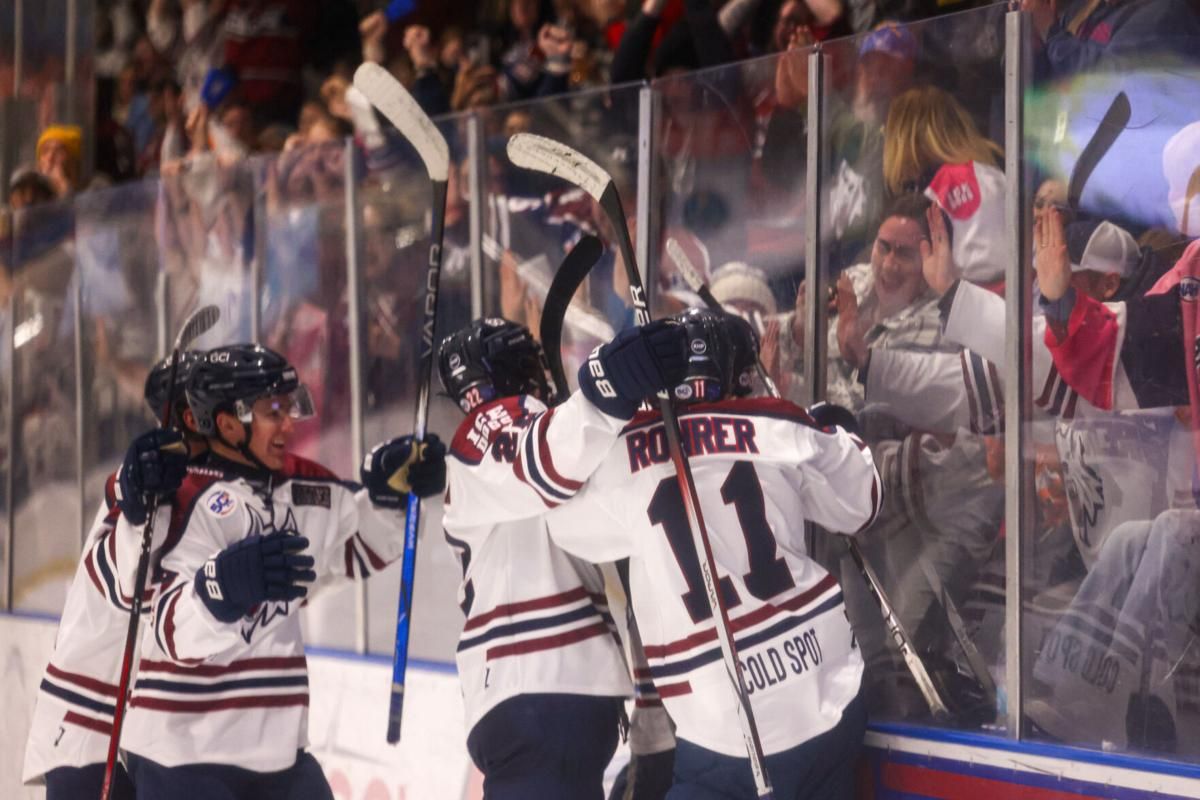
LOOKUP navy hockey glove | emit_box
[808,402,862,437]
[579,320,689,419]
[195,533,316,623]
[115,428,189,525]
[362,433,447,508]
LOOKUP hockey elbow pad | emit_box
[578,321,689,419]
[195,533,316,623]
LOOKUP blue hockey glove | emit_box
[579,320,689,419]
[195,533,316,623]
[362,433,447,508]
[115,428,189,525]
[808,402,862,437]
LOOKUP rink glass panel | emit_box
[8,0,94,184]
[8,198,81,614]
[1018,22,1200,762]
[1,209,11,609]
[815,4,1010,734]
[252,140,365,654]
[476,82,645,387]
[648,52,809,332]
[354,113,477,662]
[75,179,166,538]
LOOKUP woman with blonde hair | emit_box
[884,85,1009,287]
[883,85,1002,195]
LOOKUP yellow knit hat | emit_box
[36,125,83,164]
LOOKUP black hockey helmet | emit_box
[437,318,553,413]
[186,344,315,438]
[144,350,201,431]
[669,307,759,403]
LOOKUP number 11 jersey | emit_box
[546,397,881,757]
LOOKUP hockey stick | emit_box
[537,232,645,742]
[509,133,776,798]
[101,304,220,800]
[353,62,450,745]
[1067,91,1130,211]
[539,234,604,403]
[666,239,953,719]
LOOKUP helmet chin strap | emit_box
[214,418,272,473]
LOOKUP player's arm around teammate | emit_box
[546,309,881,800]
[435,317,688,800]
[114,344,444,800]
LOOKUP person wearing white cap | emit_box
[1163,121,1200,239]
[709,261,778,335]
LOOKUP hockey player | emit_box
[22,352,200,799]
[112,344,445,799]
[437,317,689,799]
[550,308,881,800]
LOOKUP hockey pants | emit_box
[45,762,135,800]
[665,692,866,800]
[125,749,332,800]
[467,692,623,799]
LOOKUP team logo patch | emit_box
[690,338,707,355]
[292,483,331,508]
[1181,277,1200,302]
[675,383,694,400]
[208,490,236,517]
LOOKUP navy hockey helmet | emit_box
[144,350,201,431]
[437,318,553,413]
[669,307,759,403]
[186,344,315,438]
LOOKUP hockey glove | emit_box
[115,428,189,525]
[578,320,689,419]
[195,533,316,623]
[362,433,447,508]
[808,402,862,437]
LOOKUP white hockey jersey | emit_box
[114,453,405,772]
[944,280,1184,565]
[22,473,153,783]
[443,393,633,735]
[546,397,881,757]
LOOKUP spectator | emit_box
[767,21,918,267]
[221,0,318,127]
[7,169,58,211]
[709,261,778,335]
[612,0,737,84]
[884,85,1007,287]
[36,125,84,198]
[1026,0,1200,80]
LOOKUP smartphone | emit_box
[201,67,236,110]
[465,34,490,68]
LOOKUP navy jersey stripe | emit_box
[647,593,843,680]
[457,604,601,652]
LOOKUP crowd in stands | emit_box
[5,0,1200,763]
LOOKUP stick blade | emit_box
[507,134,611,202]
[175,304,220,350]
[354,62,449,182]
[666,238,704,293]
[540,235,604,403]
[1067,91,1131,210]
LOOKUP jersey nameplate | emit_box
[292,483,332,508]
[627,416,759,474]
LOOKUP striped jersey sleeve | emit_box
[444,391,628,530]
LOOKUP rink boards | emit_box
[6,611,1200,799]
[861,724,1200,799]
